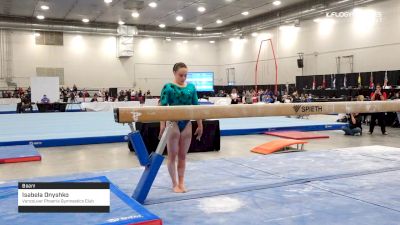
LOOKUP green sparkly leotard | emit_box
[160,82,199,131]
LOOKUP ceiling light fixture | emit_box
[159,24,166,28]
[118,20,125,25]
[149,2,157,8]
[36,15,45,20]
[131,12,140,18]
[209,40,215,44]
[40,5,49,10]
[241,11,249,16]
[196,26,203,31]
[104,0,113,3]
[273,1,281,6]
[251,32,258,37]
[176,16,183,21]
[216,19,223,24]
[82,18,90,23]
[197,6,206,12]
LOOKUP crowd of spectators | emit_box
[2,84,399,130]
[1,85,154,103]
[213,88,315,104]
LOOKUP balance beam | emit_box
[114,101,400,123]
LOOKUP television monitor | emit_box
[187,72,214,92]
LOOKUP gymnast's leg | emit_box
[166,122,182,193]
[177,122,193,192]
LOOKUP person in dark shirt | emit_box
[41,95,50,103]
[126,90,131,101]
[104,91,109,101]
[118,93,125,101]
[369,84,387,135]
[20,95,33,113]
[83,89,90,97]
[90,94,98,102]
[61,91,68,102]
[342,113,362,136]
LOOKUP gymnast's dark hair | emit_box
[173,62,187,72]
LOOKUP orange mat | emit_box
[251,139,308,155]
[265,131,329,140]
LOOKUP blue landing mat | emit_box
[225,148,400,180]
[0,104,20,113]
[0,112,346,147]
[0,176,161,225]
[146,183,400,225]
[0,159,290,205]
[2,147,399,206]
[1,146,400,224]
[143,146,400,225]
[0,112,130,147]
[313,170,400,212]
[0,145,41,163]
[330,145,400,162]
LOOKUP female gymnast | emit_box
[159,62,203,193]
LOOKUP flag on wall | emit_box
[369,72,374,89]
[322,75,326,89]
[332,74,336,89]
[357,73,361,87]
[384,71,389,88]
[312,76,316,90]
[343,74,347,88]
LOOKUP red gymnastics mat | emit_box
[265,131,329,140]
[0,145,41,164]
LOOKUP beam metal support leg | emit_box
[132,122,172,204]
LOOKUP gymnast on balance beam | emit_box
[159,62,203,193]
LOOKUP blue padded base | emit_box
[1,146,400,225]
[0,176,161,225]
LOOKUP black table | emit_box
[129,120,220,154]
[36,103,68,112]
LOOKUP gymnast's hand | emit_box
[194,125,203,141]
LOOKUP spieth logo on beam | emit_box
[293,105,323,113]
[293,105,302,113]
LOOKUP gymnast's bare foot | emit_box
[173,186,184,193]
[178,184,187,193]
